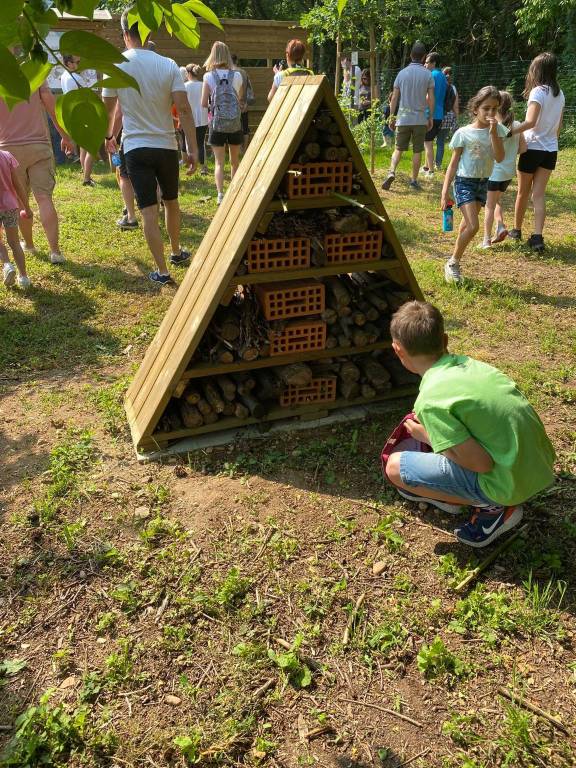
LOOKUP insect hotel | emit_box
[125,75,423,454]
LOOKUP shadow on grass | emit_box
[463,276,576,309]
[0,284,121,372]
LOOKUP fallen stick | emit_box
[306,724,336,741]
[454,524,529,592]
[342,592,366,647]
[498,686,570,735]
[398,747,431,767]
[274,638,322,672]
[252,678,275,699]
[332,192,388,225]
[341,697,423,728]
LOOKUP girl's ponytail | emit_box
[498,91,514,129]
[523,52,560,98]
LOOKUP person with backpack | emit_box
[202,41,245,205]
[267,40,313,102]
[435,67,459,169]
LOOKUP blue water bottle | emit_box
[442,201,454,232]
[111,152,122,168]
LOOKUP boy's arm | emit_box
[442,437,494,473]
[10,168,32,216]
[441,147,460,209]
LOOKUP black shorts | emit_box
[118,146,129,179]
[425,119,442,142]
[487,179,511,192]
[208,128,244,147]
[241,112,249,136]
[518,148,557,174]
[124,147,179,209]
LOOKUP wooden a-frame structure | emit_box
[125,75,423,453]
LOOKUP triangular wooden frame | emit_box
[125,75,423,453]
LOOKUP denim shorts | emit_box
[453,176,488,208]
[399,451,495,505]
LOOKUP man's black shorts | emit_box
[425,118,442,142]
[518,148,558,174]
[124,147,179,209]
[118,146,129,180]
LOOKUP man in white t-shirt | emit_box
[61,55,97,187]
[103,12,198,284]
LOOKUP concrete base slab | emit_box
[136,396,413,462]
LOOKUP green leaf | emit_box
[0,21,20,48]
[56,89,108,156]
[127,9,153,45]
[21,59,53,95]
[4,0,23,23]
[135,0,164,32]
[0,45,30,104]
[68,0,100,17]
[59,31,126,65]
[0,658,27,677]
[168,5,200,48]
[181,0,223,30]
[337,0,349,14]
[82,60,140,92]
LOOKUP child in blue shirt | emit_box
[441,86,508,284]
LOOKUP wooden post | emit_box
[369,26,376,174]
[335,30,341,97]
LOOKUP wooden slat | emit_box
[181,340,393,380]
[127,78,326,447]
[139,385,417,451]
[266,194,373,212]
[231,259,401,286]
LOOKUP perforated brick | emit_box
[323,230,383,264]
[256,281,325,321]
[280,377,338,407]
[285,161,353,198]
[269,320,327,356]
[247,237,311,273]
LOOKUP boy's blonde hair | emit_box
[390,301,445,356]
[204,41,233,71]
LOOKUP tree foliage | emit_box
[2,1,221,152]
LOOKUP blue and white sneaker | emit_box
[397,488,464,515]
[455,505,523,548]
[169,249,191,266]
[149,270,172,285]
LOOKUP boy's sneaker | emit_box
[397,488,463,515]
[408,179,422,190]
[455,505,523,548]
[3,262,16,287]
[508,228,522,240]
[50,252,65,264]
[381,171,395,190]
[527,234,545,253]
[444,260,462,284]
[17,275,31,289]
[169,249,191,266]
[492,223,508,243]
[117,214,139,230]
[217,191,224,205]
[82,178,96,187]
[149,270,172,285]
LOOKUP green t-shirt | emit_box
[414,354,555,505]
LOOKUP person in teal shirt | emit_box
[385,301,555,548]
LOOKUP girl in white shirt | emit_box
[510,53,565,252]
[185,64,209,175]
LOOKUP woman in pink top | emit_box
[0,150,33,289]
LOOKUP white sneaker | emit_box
[20,241,38,255]
[397,489,463,515]
[50,252,65,264]
[444,260,462,284]
[3,262,16,287]
[17,275,31,289]
[479,240,492,249]
[217,192,224,205]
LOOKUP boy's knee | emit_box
[385,452,402,485]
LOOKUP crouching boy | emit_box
[386,301,555,547]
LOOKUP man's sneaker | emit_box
[217,192,224,205]
[444,260,462,284]
[170,249,191,266]
[20,241,38,255]
[528,233,545,253]
[492,223,508,243]
[381,171,395,190]
[508,228,522,240]
[455,505,523,548]
[397,488,464,515]
[3,262,16,287]
[50,252,65,264]
[149,270,172,285]
[408,179,422,190]
[82,178,96,187]
[17,276,31,289]
[117,214,139,230]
